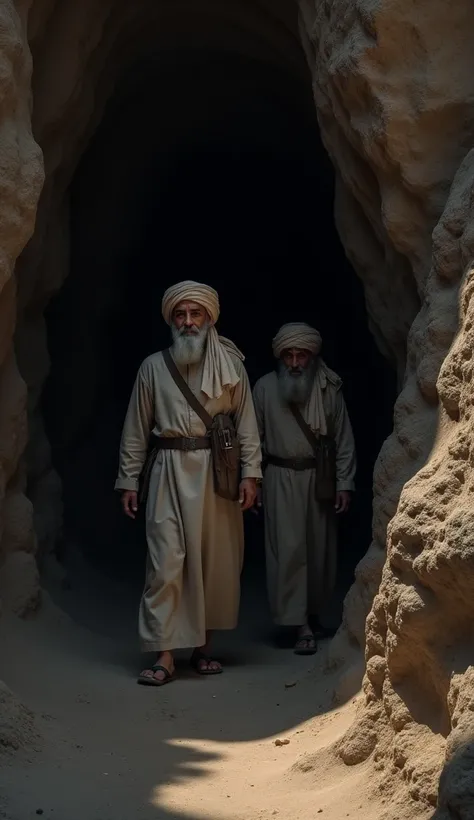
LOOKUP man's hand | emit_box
[251,486,263,515]
[335,491,351,514]
[239,478,257,512]
[122,490,138,519]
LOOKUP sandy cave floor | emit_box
[0,551,384,820]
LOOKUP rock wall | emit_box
[300,0,474,664]
[0,1,43,616]
[299,0,474,813]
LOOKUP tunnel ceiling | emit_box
[16,0,309,348]
[29,0,307,159]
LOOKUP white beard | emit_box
[278,359,316,406]
[171,322,209,366]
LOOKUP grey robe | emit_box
[252,370,356,625]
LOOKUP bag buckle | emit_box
[219,429,233,450]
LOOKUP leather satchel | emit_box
[163,349,241,501]
[289,403,336,502]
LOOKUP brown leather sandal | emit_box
[294,635,318,656]
[137,664,175,686]
[191,650,223,675]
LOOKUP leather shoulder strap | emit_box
[289,403,319,455]
[163,349,214,430]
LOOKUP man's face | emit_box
[278,347,314,405]
[282,347,312,374]
[172,301,209,334]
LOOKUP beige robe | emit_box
[115,351,262,652]
[252,370,356,626]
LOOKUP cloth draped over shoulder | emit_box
[271,322,341,437]
[162,280,244,400]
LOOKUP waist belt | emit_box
[266,454,318,471]
[156,436,211,451]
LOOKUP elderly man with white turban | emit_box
[115,281,262,685]
[252,323,356,654]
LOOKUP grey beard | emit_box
[278,359,316,406]
[171,322,209,366]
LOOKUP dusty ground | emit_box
[0,549,391,820]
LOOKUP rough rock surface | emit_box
[300,0,474,672]
[300,0,474,813]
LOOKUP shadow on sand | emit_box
[0,529,354,820]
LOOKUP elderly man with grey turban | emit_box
[253,323,356,654]
[115,280,262,685]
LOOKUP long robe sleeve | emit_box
[333,388,356,492]
[231,363,262,480]
[115,364,154,492]
[252,378,265,444]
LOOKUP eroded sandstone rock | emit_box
[301,0,474,682]
[339,155,474,811]
[0,1,43,617]
[299,0,474,811]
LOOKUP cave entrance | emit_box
[37,42,396,632]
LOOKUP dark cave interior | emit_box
[40,47,397,629]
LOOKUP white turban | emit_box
[161,280,243,400]
[162,280,220,326]
[273,322,342,437]
[272,322,322,359]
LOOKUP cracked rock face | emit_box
[0,0,474,811]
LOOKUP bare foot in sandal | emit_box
[137,650,175,686]
[191,633,223,675]
[191,649,223,675]
[294,625,317,656]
